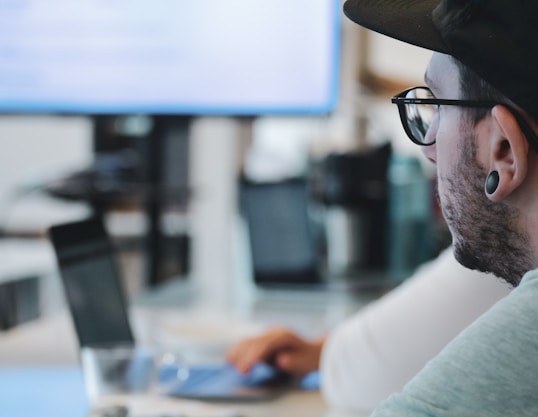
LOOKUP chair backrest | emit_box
[240,178,321,286]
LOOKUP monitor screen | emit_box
[0,0,340,115]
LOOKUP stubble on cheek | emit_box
[435,136,531,286]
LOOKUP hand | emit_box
[226,327,325,376]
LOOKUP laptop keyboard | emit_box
[168,362,288,396]
[184,366,229,388]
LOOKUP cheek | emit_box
[435,111,461,168]
[431,123,460,197]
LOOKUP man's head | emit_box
[344,0,538,118]
[343,0,538,284]
[423,53,534,285]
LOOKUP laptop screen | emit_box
[49,218,134,348]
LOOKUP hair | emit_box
[453,57,538,123]
[452,57,504,123]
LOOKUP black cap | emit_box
[343,0,538,116]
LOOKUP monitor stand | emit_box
[92,115,192,287]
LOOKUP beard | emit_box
[438,133,532,287]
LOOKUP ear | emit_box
[486,105,530,201]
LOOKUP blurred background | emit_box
[0,0,448,361]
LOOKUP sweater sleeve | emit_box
[319,247,511,412]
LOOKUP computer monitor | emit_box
[0,0,340,116]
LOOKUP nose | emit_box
[422,143,437,163]
[421,114,438,163]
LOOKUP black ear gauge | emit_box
[485,170,500,194]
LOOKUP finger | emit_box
[237,337,281,372]
[226,339,249,363]
[227,328,305,373]
[227,337,272,373]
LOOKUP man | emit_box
[339,0,538,415]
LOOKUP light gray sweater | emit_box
[372,269,538,416]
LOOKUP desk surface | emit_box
[0,365,355,417]
[0,364,363,417]
[0,303,371,417]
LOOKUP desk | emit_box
[0,365,362,417]
[0,297,372,417]
[0,316,365,417]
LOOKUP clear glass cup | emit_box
[81,345,189,416]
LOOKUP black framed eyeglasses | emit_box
[391,86,538,151]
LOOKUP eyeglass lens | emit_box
[404,88,437,144]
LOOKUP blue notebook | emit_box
[0,367,88,417]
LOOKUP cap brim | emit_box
[343,0,449,54]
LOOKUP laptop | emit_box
[48,216,295,401]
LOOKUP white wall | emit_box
[0,116,93,198]
[0,116,94,231]
[368,33,432,86]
